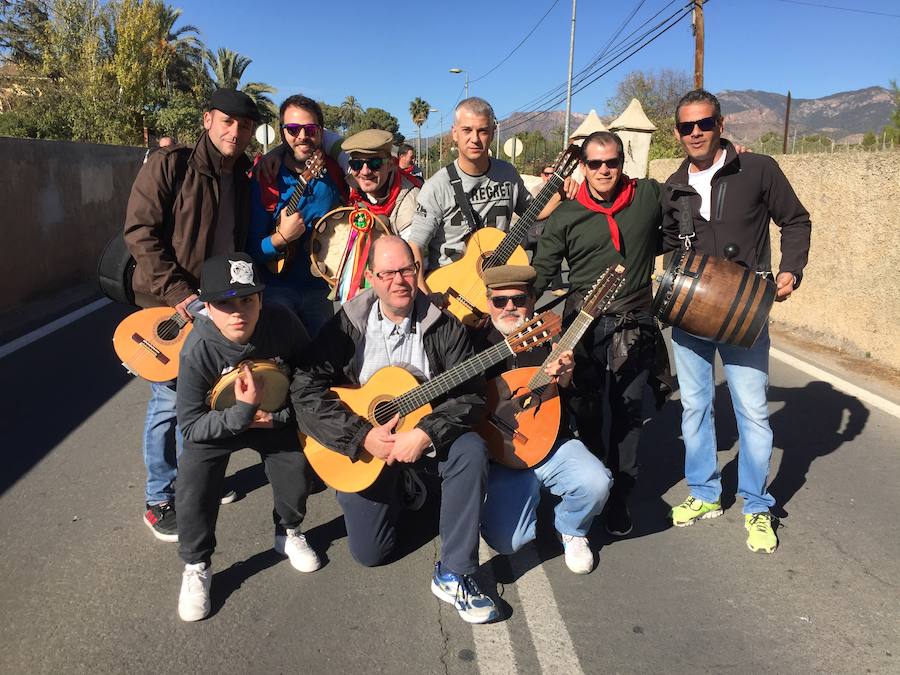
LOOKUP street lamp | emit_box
[449,68,468,99]
[429,107,442,166]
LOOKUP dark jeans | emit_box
[568,314,656,501]
[176,430,311,565]
[336,431,488,576]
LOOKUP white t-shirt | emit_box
[687,150,727,221]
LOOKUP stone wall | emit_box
[650,152,900,370]
[0,137,143,315]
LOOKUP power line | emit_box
[771,0,900,19]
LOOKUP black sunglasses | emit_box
[281,123,320,137]
[584,157,621,171]
[348,157,386,172]
[676,116,718,136]
[489,293,529,309]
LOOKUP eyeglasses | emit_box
[584,157,621,171]
[373,262,419,281]
[281,123,320,137]
[489,293,529,309]
[348,157,387,172]
[676,116,718,137]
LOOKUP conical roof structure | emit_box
[569,109,607,142]
[609,98,656,132]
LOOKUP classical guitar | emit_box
[425,144,582,326]
[267,150,327,274]
[303,310,562,493]
[112,307,193,382]
[480,264,627,469]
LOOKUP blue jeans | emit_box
[671,326,775,514]
[481,438,613,554]
[264,283,334,339]
[142,380,182,505]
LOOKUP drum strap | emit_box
[445,162,483,235]
[670,188,696,247]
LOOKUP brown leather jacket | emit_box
[123,131,253,308]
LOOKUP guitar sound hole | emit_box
[156,320,181,341]
[372,400,399,426]
[476,251,496,276]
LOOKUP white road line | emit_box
[507,545,584,675]
[474,540,518,675]
[0,298,111,360]
[770,347,900,419]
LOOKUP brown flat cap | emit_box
[343,129,394,157]
[483,264,537,289]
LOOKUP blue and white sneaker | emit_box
[430,562,499,624]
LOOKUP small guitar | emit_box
[267,150,327,274]
[425,144,582,326]
[480,264,627,469]
[303,310,563,493]
[112,307,193,382]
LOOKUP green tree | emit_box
[862,131,877,149]
[409,96,430,157]
[349,106,404,145]
[319,101,344,132]
[340,95,363,128]
[204,47,276,121]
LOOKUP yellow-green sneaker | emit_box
[745,513,778,553]
[669,495,723,527]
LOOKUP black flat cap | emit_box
[208,88,261,122]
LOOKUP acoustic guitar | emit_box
[425,144,582,326]
[112,307,193,382]
[481,264,627,469]
[303,310,562,493]
[267,150,327,275]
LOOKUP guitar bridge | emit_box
[488,414,529,444]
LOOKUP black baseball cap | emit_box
[208,88,261,123]
[198,253,265,302]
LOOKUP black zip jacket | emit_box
[290,289,486,459]
[661,140,811,279]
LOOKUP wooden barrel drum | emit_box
[652,248,775,348]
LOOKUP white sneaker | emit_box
[274,528,321,573]
[560,533,594,574]
[178,562,211,622]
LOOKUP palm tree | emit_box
[340,95,363,130]
[409,97,430,158]
[204,47,276,120]
[157,6,204,94]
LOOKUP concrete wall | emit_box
[0,137,144,315]
[650,152,900,370]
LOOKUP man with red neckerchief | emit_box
[344,129,421,240]
[531,130,667,539]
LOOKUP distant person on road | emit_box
[123,88,260,543]
[662,89,812,553]
[290,236,499,624]
[174,253,321,622]
[246,94,347,338]
[397,143,424,186]
[142,135,177,164]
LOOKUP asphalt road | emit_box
[0,301,897,674]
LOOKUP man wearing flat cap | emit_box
[343,129,421,239]
[124,88,260,543]
[469,264,613,575]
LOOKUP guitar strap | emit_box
[445,162,483,235]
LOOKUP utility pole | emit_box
[563,0,577,146]
[782,91,791,155]
[693,0,705,89]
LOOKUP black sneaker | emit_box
[144,502,178,542]
[604,497,633,537]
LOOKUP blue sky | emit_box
[175,0,899,138]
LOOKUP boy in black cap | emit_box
[175,253,320,622]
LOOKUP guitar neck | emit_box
[385,340,513,418]
[282,174,310,217]
[485,174,564,268]
[527,311,593,390]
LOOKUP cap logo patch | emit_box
[229,259,255,286]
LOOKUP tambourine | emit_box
[207,360,290,412]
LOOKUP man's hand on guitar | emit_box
[543,348,574,388]
[277,207,305,244]
[234,364,265,407]
[174,293,199,322]
[363,413,398,463]
[389,428,431,464]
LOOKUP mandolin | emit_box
[425,144,582,326]
[303,310,562,493]
[112,307,193,382]
[267,150,327,274]
[480,264,626,469]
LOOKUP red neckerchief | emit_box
[575,176,636,252]
[349,164,403,216]
[399,164,423,188]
